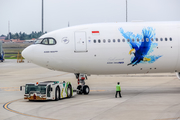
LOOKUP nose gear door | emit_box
[175,27,180,72]
[74,31,87,52]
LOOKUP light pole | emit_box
[126,0,128,22]
[42,0,44,34]
[8,21,10,40]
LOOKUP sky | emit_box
[0,0,180,35]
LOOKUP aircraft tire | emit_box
[83,85,90,95]
[55,87,60,101]
[77,85,82,94]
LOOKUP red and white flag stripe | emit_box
[92,31,100,35]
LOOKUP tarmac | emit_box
[0,59,180,120]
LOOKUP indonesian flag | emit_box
[92,31,100,35]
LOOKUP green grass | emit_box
[5,57,17,59]
[2,43,31,59]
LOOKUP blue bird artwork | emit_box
[119,27,162,66]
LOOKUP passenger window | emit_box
[151,38,153,42]
[170,38,172,41]
[156,38,158,41]
[137,38,139,42]
[42,39,48,45]
[165,38,167,41]
[49,38,56,45]
[122,39,125,42]
[108,39,111,43]
[146,38,149,42]
[94,40,96,43]
[117,39,120,42]
[132,39,135,42]
[103,39,106,43]
[113,39,116,43]
[160,38,163,41]
[127,39,130,42]
[141,38,144,42]
[98,39,101,43]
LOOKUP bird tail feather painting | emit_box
[119,27,162,66]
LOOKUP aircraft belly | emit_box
[70,44,178,74]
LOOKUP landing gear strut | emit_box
[75,73,90,95]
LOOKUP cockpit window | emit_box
[42,39,48,45]
[35,38,43,44]
[35,38,56,45]
[49,38,56,45]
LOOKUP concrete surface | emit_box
[0,60,180,120]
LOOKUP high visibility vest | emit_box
[116,85,121,91]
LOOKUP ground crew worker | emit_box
[115,82,122,98]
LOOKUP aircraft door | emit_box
[74,31,87,52]
[176,27,180,72]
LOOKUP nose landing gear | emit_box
[75,73,90,95]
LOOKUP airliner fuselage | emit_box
[22,22,180,75]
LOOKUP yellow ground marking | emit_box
[3,99,58,120]
[90,90,106,92]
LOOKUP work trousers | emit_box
[115,91,122,98]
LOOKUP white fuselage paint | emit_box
[22,22,180,75]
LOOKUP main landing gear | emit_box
[75,73,90,95]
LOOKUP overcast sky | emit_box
[0,0,180,35]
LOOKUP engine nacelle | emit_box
[176,72,180,80]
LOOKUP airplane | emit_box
[22,21,180,95]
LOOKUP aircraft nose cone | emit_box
[22,45,34,61]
